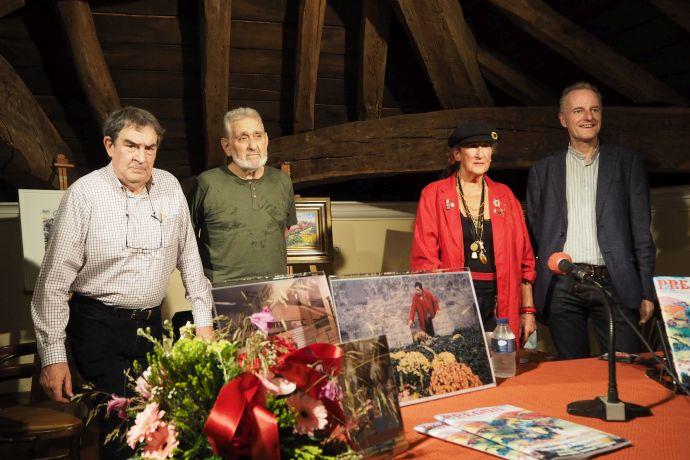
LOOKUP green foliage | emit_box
[268,395,297,429]
[137,325,243,457]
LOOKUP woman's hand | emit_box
[519,313,536,347]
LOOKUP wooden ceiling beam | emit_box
[358,0,391,120]
[0,54,69,188]
[199,0,232,169]
[650,0,690,34]
[477,45,557,106]
[392,0,493,108]
[486,0,688,106]
[0,0,24,18]
[55,0,121,125]
[293,0,327,133]
[269,107,690,185]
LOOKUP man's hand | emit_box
[40,362,73,403]
[407,319,413,328]
[195,325,214,340]
[639,299,654,325]
[519,314,537,347]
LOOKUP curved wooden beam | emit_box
[269,107,690,185]
[392,0,493,108]
[55,0,121,125]
[486,0,688,106]
[0,54,68,188]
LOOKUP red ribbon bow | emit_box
[203,372,280,459]
[272,343,347,427]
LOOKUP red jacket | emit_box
[410,175,536,339]
[409,288,440,324]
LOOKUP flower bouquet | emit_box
[102,309,371,459]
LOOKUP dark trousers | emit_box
[547,275,640,359]
[422,315,435,336]
[67,295,163,460]
[475,280,497,333]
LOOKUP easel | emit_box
[53,153,75,191]
[282,161,319,275]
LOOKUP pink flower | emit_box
[141,422,179,459]
[106,394,130,420]
[319,379,343,402]
[250,306,274,333]
[126,403,164,449]
[257,372,296,395]
[135,368,152,399]
[287,392,328,436]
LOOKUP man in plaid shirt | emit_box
[31,107,213,459]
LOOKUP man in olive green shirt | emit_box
[188,107,297,283]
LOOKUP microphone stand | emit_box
[566,278,652,422]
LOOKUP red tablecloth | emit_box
[399,358,690,459]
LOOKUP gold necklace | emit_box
[456,174,488,264]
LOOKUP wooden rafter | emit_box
[650,0,690,34]
[477,46,557,105]
[199,0,232,169]
[55,0,121,125]
[0,54,69,187]
[392,0,493,108]
[358,0,391,120]
[486,0,688,106]
[269,107,690,185]
[0,0,24,18]
[293,0,327,133]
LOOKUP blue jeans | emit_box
[547,275,640,359]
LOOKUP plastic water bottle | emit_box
[491,318,516,378]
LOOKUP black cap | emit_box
[447,122,499,148]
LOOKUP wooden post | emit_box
[293,0,327,133]
[53,154,75,190]
[200,0,233,169]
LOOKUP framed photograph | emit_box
[339,335,408,458]
[211,272,339,347]
[18,189,66,292]
[286,197,333,264]
[330,271,495,406]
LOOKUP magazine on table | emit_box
[652,276,690,390]
[414,421,536,460]
[434,405,630,459]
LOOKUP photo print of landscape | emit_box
[211,272,339,347]
[329,271,495,406]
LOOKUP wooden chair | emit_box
[0,342,83,460]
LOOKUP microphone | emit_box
[547,252,591,282]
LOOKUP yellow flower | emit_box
[431,352,456,370]
[396,351,431,378]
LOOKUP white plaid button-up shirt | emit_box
[31,163,213,366]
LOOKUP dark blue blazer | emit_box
[526,144,655,322]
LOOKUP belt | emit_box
[471,272,496,281]
[71,293,160,321]
[574,263,609,278]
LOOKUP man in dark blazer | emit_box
[526,82,655,359]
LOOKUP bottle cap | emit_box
[496,318,509,325]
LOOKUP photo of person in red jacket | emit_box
[408,282,440,336]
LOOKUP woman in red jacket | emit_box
[410,122,537,345]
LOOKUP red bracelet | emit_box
[519,307,537,314]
